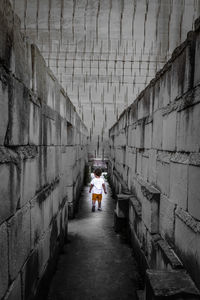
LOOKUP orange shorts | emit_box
[92,193,102,202]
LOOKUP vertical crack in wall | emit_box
[96,0,100,44]
[179,0,185,45]
[167,0,173,56]
[36,0,39,39]
[132,0,137,40]
[23,0,27,33]
[143,0,149,54]
[48,0,52,67]
[155,0,161,42]
[108,0,112,53]
[60,0,64,44]
[120,0,124,44]
[72,0,76,41]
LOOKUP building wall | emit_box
[109,20,200,290]
[0,1,88,299]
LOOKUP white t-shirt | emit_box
[91,177,105,194]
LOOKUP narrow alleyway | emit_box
[47,182,140,300]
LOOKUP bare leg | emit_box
[92,200,96,212]
[98,201,102,210]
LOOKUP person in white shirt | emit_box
[89,168,107,212]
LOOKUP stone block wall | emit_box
[109,20,200,290]
[0,1,88,299]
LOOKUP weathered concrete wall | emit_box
[109,19,200,291]
[0,1,88,299]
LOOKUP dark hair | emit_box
[94,168,102,177]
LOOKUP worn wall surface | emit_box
[109,19,200,290]
[12,0,200,159]
[0,1,88,299]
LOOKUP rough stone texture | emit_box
[170,162,188,210]
[0,2,88,299]
[8,204,31,281]
[4,275,22,300]
[140,183,160,234]
[146,269,200,298]
[175,209,200,291]
[109,22,200,291]
[0,163,20,224]
[162,111,177,151]
[0,223,9,299]
[22,158,39,206]
[177,103,200,153]
[6,79,30,146]
[152,110,163,150]
[148,150,157,185]
[153,237,183,271]
[188,165,200,220]
[11,0,199,159]
[156,161,170,197]
[159,195,176,244]
[29,101,41,145]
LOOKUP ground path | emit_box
[48,183,140,300]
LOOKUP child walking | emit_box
[89,168,107,212]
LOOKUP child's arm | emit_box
[89,184,94,193]
[102,183,107,194]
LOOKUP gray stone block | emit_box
[8,204,31,281]
[140,180,160,234]
[144,122,152,149]
[160,71,171,108]
[152,110,163,149]
[21,249,39,300]
[0,223,9,299]
[0,163,20,224]
[148,149,157,185]
[188,165,200,220]
[5,79,30,146]
[12,20,31,88]
[21,157,39,206]
[175,208,200,290]
[170,44,193,101]
[159,195,176,243]
[46,146,56,183]
[38,229,50,277]
[162,111,177,151]
[135,121,145,149]
[157,160,170,197]
[115,194,132,219]
[154,237,183,270]
[29,101,41,145]
[0,0,13,68]
[52,185,62,216]
[30,196,44,248]
[31,44,47,102]
[138,93,150,120]
[4,274,22,300]
[145,269,200,299]
[177,103,200,152]
[136,150,142,176]
[141,155,149,182]
[61,119,68,145]
[170,162,188,210]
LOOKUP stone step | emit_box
[145,269,200,299]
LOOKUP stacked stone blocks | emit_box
[109,19,200,293]
[0,1,88,299]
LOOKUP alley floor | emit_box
[47,182,140,300]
